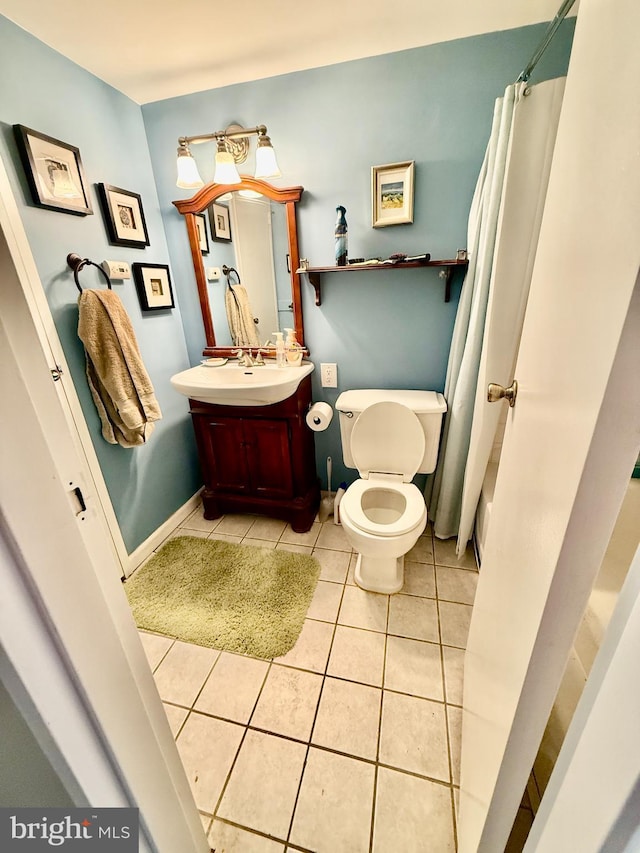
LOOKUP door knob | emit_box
[487,380,518,407]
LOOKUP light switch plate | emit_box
[206,267,221,280]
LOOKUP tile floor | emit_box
[136,503,532,852]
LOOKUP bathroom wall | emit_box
[0,15,575,556]
[0,16,200,553]
[143,21,575,488]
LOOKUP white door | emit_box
[231,195,279,341]
[458,1,640,850]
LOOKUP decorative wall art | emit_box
[195,213,209,254]
[371,161,415,227]
[132,263,175,311]
[97,183,150,248]
[209,202,232,242]
[13,124,93,216]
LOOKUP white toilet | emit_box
[336,389,447,594]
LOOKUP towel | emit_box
[77,290,162,448]
[225,283,260,348]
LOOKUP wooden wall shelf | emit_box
[297,258,468,306]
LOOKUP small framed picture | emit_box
[195,213,210,254]
[97,184,150,248]
[132,263,175,311]
[371,161,415,228]
[13,125,93,216]
[209,202,232,242]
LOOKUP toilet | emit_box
[336,389,447,594]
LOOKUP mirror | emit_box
[174,177,305,357]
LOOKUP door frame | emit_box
[0,158,129,579]
[0,153,208,851]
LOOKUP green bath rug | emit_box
[125,536,320,658]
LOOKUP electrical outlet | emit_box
[321,362,337,388]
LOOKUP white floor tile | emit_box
[217,730,306,839]
[162,703,188,737]
[402,561,436,598]
[406,534,435,564]
[290,747,375,853]
[194,653,269,723]
[209,532,243,545]
[275,542,313,555]
[379,691,449,782]
[313,547,350,583]
[153,640,219,707]
[388,595,439,643]
[338,585,389,633]
[138,631,173,671]
[246,517,287,541]
[273,619,334,673]
[442,646,465,706]
[242,538,278,550]
[281,522,322,548]
[311,677,381,760]
[373,767,455,852]
[181,512,222,533]
[384,636,444,701]
[215,514,257,537]
[175,713,244,813]
[251,665,323,741]
[436,565,478,605]
[315,523,352,552]
[447,704,462,786]
[327,625,386,687]
[434,537,477,570]
[208,820,285,852]
[439,601,473,649]
[306,580,343,622]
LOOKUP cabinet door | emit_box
[198,416,249,494]
[244,419,293,499]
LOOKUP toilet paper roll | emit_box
[306,402,334,432]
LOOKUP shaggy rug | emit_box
[125,536,320,658]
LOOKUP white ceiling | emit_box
[0,1,574,104]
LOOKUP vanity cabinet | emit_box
[189,375,320,532]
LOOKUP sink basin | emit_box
[171,360,315,406]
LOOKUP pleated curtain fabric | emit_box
[428,79,565,554]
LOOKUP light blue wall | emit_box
[143,21,575,488]
[0,16,200,552]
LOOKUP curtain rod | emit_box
[517,0,577,83]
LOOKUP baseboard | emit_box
[126,489,203,577]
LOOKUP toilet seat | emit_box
[351,402,425,483]
[340,478,426,538]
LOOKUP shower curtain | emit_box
[428,78,566,554]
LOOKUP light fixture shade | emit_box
[176,149,204,189]
[214,150,241,185]
[254,139,281,179]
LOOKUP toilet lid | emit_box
[340,478,427,537]
[351,402,425,482]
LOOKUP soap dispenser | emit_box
[273,331,286,367]
[284,328,303,366]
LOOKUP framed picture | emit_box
[132,263,175,311]
[209,202,232,242]
[371,160,415,228]
[13,125,92,216]
[97,183,150,248]
[195,213,209,254]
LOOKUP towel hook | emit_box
[67,253,112,294]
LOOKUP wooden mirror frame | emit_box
[173,177,305,357]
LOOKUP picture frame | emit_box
[195,213,210,254]
[13,125,93,216]
[208,202,232,242]
[371,160,415,228]
[97,183,150,248]
[132,263,175,311]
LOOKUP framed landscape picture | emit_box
[13,125,93,216]
[371,161,415,227]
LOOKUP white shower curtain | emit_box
[428,78,566,554]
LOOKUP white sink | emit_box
[171,360,315,406]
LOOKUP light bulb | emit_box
[214,149,241,185]
[254,136,281,179]
[176,148,204,189]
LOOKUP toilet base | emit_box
[354,552,405,594]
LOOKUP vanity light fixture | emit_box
[175,124,281,189]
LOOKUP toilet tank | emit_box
[336,389,447,474]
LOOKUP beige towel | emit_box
[225,284,260,348]
[77,290,162,448]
